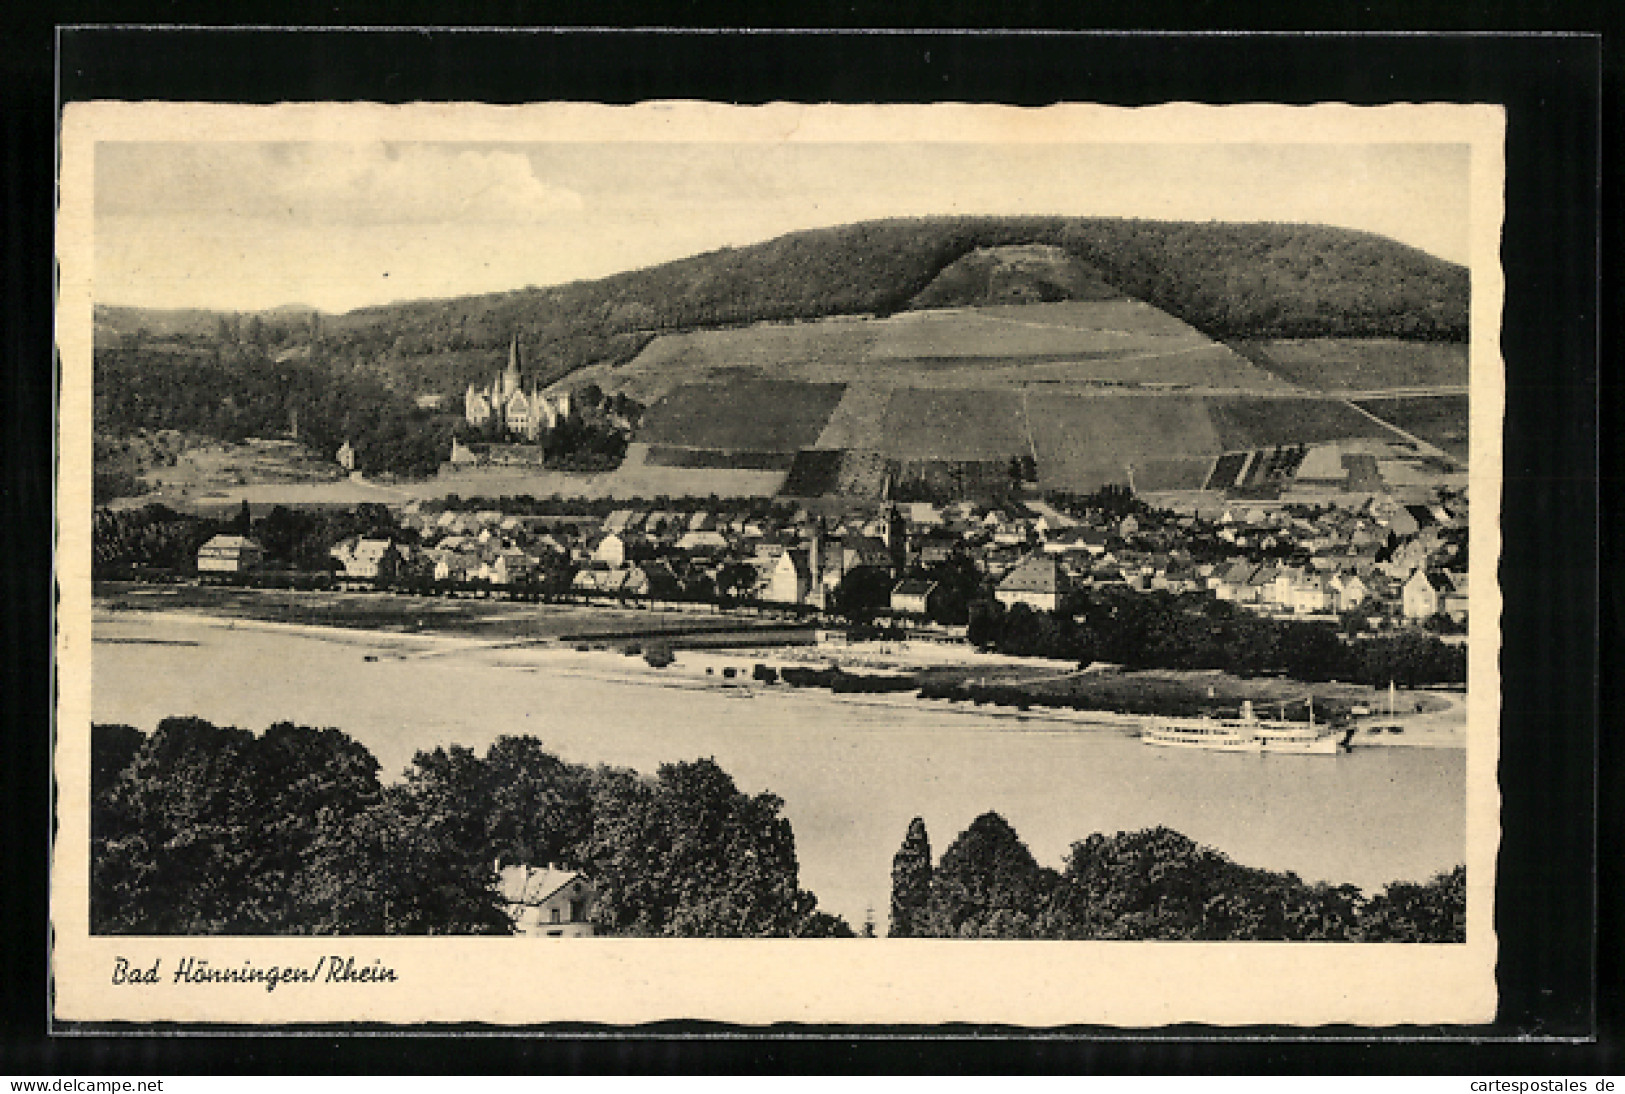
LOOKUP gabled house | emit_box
[486,549,540,586]
[765,549,813,605]
[495,864,597,938]
[889,579,941,616]
[331,537,400,580]
[1328,572,1369,612]
[197,534,264,574]
[593,533,650,568]
[995,554,1074,613]
[1288,573,1331,614]
[676,529,730,557]
[430,548,480,584]
[1402,569,1452,619]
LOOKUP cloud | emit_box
[97,142,583,224]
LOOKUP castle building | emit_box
[464,336,572,441]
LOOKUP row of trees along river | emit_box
[90,717,1464,941]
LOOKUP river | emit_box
[90,608,1466,931]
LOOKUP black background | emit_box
[2,15,1612,1075]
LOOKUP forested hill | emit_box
[97,216,1468,402]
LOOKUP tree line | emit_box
[94,340,454,479]
[92,718,848,937]
[966,591,1466,687]
[889,814,1465,942]
[94,502,404,579]
[101,215,1468,432]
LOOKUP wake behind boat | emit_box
[1141,699,1352,755]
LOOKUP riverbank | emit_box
[90,604,1469,923]
[93,595,1464,748]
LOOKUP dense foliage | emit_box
[91,719,848,937]
[891,816,1465,942]
[94,217,1467,469]
[889,817,934,938]
[93,502,402,579]
[94,338,455,478]
[965,592,1466,687]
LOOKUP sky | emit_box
[93,139,1472,314]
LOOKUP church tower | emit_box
[808,518,826,609]
[884,502,907,574]
[502,334,523,400]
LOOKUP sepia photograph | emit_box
[53,99,1505,1027]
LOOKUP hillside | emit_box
[92,216,1470,501]
[98,216,1466,398]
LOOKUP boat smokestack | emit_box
[1240,699,1254,721]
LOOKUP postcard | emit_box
[55,99,1503,1027]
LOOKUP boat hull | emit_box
[1141,725,1262,751]
[1257,733,1342,755]
[1142,718,1346,754]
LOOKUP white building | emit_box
[197,534,264,574]
[464,336,572,440]
[495,865,597,938]
[995,554,1073,613]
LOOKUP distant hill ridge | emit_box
[97,216,1468,398]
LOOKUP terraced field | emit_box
[811,383,893,450]
[1207,397,1406,450]
[590,299,1293,403]
[1230,338,1469,391]
[602,292,1465,500]
[1024,395,1225,494]
[637,380,847,453]
[1354,394,1470,462]
[875,388,1028,461]
[642,446,797,471]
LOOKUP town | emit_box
[102,471,1468,683]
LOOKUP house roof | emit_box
[841,535,892,568]
[891,579,938,598]
[997,554,1070,595]
[496,865,586,907]
[778,549,812,580]
[200,534,261,552]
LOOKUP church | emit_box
[464,335,572,441]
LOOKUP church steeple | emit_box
[503,334,523,396]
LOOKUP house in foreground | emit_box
[495,864,598,938]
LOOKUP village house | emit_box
[483,549,541,586]
[1328,571,1369,612]
[196,534,264,574]
[571,562,676,599]
[330,537,400,581]
[1212,559,1259,601]
[889,578,941,616]
[428,548,480,584]
[593,532,653,568]
[1402,568,1452,620]
[675,529,730,557]
[765,548,814,606]
[495,864,597,938]
[995,553,1074,613]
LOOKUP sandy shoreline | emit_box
[93,601,1464,749]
